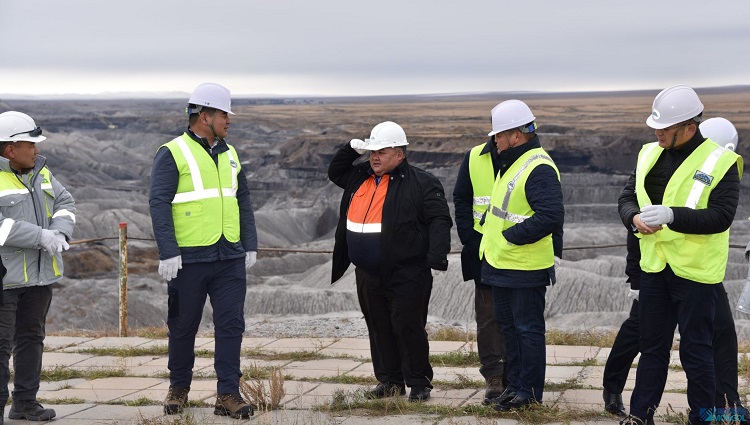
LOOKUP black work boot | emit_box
[8,400,56,421]
[364,382,406,399]
[603,388,627,416]
[484,375,506,403]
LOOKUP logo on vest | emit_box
[693,170,714,186]
[230,160,237,168]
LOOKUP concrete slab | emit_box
[42,352,94,367]
[76,376,164,390]
[44,336,95,350]
[429,341,468,354]
[432,367,483,382]
[241,337,279,349]
[425,388,476,407]
[319,347,371,359]
[262,337,338,353]
[70,336,154,349]
[62,403,165,420]
[71,355,155,369]
[285,358,362,373]
[546,345,601,364]
[545,365,584,383]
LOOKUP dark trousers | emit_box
[0,285,53,405]
[355,268,433,388]
[604,284,741,409]
[630,266,716,424]
[475,286,506,381]
[492,285,546,401]
[167,258,246,394]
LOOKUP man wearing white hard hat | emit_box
[479,100,564,411]
[0,111,76,422]
[618,85,742,425]
[328,121,452,402]
[149,83,257,419]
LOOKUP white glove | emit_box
[55,232,70,252]
[628,289,640,302]
[745,241,750,262]
[640,205,674,227]
[350,139,368,155]
[431,269,446,277]
[245,251,257,271]
[39,229,59,257]
[158,255,182,281]
[554,256,561,267]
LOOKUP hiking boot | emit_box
[163,386,190,415]
[484,375,506,403]
[8,400,56,421]
[214,393,254,419]
[364,382,406,399]
[408,386,431,402]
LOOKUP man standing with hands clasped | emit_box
[149,83,258,419]
[618,85,741,425]
[328,121,452,402]
[0,111,76,423]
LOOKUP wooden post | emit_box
[118,222,128,337]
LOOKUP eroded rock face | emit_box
[6,93,749,335]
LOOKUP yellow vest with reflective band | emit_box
[635,140,742,283]
[163,134,241,247]
[479,148,560,270]
[468,144,495,233]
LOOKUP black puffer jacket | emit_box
[328,143,453,298]
[618,131,740,235]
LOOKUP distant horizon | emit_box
[3,84,750,101]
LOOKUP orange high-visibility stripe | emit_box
[346,176,389,233]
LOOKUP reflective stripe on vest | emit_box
[163,134,241,247]
[479,148,560,271]
[468,144,495,233]
[635,140,742,283]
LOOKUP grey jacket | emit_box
[0,155,76,288]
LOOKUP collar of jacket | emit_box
[480,136,496,156]
[666,129,704,159]
[498,134,541,167]
[186,127,229,154]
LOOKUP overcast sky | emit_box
[1,0,748,97]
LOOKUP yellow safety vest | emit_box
[0,167,62,277]
[468,144,495,233]
[635,140,742,283]
[162,134,241,247]
[479,148,560,270]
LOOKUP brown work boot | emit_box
[214,393,254,419]
[163,386,190,415]
[484,375,506,402]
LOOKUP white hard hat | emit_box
[488,100,536,136]
[363,121,408,150]
[0,111,46,143]
[646,85,704,129]
[188,82,234,115]
[700,117,739,151]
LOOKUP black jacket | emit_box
[328,143,453,297]
[453,137,500,289]
[618,131,740,236]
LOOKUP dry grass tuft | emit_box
[240,364,286,410]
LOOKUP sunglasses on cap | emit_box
[9,126,43,138]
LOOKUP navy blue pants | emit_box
[630,265,716,424]
[605,285,740,409]
[492,285,546,401]
[167,258,246,394]
[355,268,433,388]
